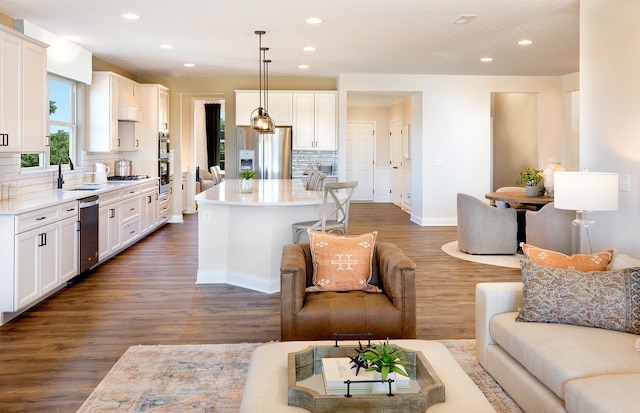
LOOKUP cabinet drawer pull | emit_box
[130,207,136,211]
[36,216,47,221]
[66,208,76,212]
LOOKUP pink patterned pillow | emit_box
[306,230,381,293]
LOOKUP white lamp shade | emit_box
[554,171,619,211]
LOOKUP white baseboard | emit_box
[196,270,280,294]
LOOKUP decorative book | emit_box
[321,357,409,394]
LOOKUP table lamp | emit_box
[554,171,619,254]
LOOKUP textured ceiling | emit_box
[0,0,579,79]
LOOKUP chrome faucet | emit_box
[57,157,75,189]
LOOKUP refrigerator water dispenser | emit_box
[238,149,255,172]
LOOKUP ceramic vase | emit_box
[525,184,543,197]
[543,162,565,197]
[240,178,254,193]
[371,371,397,394]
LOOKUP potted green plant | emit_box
[516,167,544,196]
[359,339,411,393]
[239,170,256,193]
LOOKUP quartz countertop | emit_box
[195,179,324,206]
[0,178,158,215]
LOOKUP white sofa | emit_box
[476,259,640,413]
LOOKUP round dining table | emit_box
[485,191,554,208]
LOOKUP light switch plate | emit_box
[619,174,631,192]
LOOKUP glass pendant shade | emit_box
[250,108,275,133]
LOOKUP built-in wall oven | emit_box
[159,132,170,194]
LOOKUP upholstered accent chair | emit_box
[280,242,417,341]
[457,193,518,255]
[525,202,575,255]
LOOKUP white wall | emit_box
[580,0,640,256]
[338,74,564,226]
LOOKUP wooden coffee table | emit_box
[240,339,496,412]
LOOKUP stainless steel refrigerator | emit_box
[237,126,292,179]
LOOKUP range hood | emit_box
[117,83,143,122]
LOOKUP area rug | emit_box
[77,340,522,413]
[442,240,524,268]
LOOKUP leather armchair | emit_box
[280,242,417,341]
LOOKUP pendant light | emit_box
[250,31,275,133]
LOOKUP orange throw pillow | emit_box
[521,243,614,272]
[306,230,381,293]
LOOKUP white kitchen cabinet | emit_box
[88,72,142,152]
[15,222,60,311]
[134,84,170,177]
[98,190,123,261]
[121,194,141,247]
[158,191,171,224]
[140,181,159,236]
[0,25,48,153]
[21,39,48,153]
[59,216,78,283]
[159,87,169,131]
[59,200,79,283]
[292,92,337,151]
[235,91,293,126]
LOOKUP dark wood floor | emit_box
[0,202,521,412]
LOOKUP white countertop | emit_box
[0,178,158,215]
[195,179,324,206]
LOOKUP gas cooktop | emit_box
[107,175,150,181]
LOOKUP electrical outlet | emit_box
[435,157,444,166]
[619,174,631,192]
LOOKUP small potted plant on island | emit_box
[239,170,256,193]
[516,167,544,196]
[358,339,411,393]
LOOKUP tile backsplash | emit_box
[292,150,338,176]
[0,152,120,199]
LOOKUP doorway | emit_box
[346,121,375,201]
[389,120,403,207]
[491,93,539,190]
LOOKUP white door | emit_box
[390,120,403,206]
[346,122,375,201]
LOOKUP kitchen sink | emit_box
[64,185,106,191]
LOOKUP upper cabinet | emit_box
[132,84,170,177]
[235,90,337,151]
[87,72,142,153]
[235,91,293,126]
[0,25,48,154]
[292,92,337,151]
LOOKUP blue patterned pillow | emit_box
[517,261,640,334]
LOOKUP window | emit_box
[21,75,77,168]
[219,113,225,171]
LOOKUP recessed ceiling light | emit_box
[480,57,493,62]
[518,40,533,45]
[303,46,316,52]
[184,63,195,67]
[63,35,82,42]
[160,44,174,49]
[122,13,140,20]
[298,64,309,69]
[305,17,322,24]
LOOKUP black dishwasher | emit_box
[78,195,99,275]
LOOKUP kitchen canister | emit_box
[115,158,132,177]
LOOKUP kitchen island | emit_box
[195,179,324,293]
